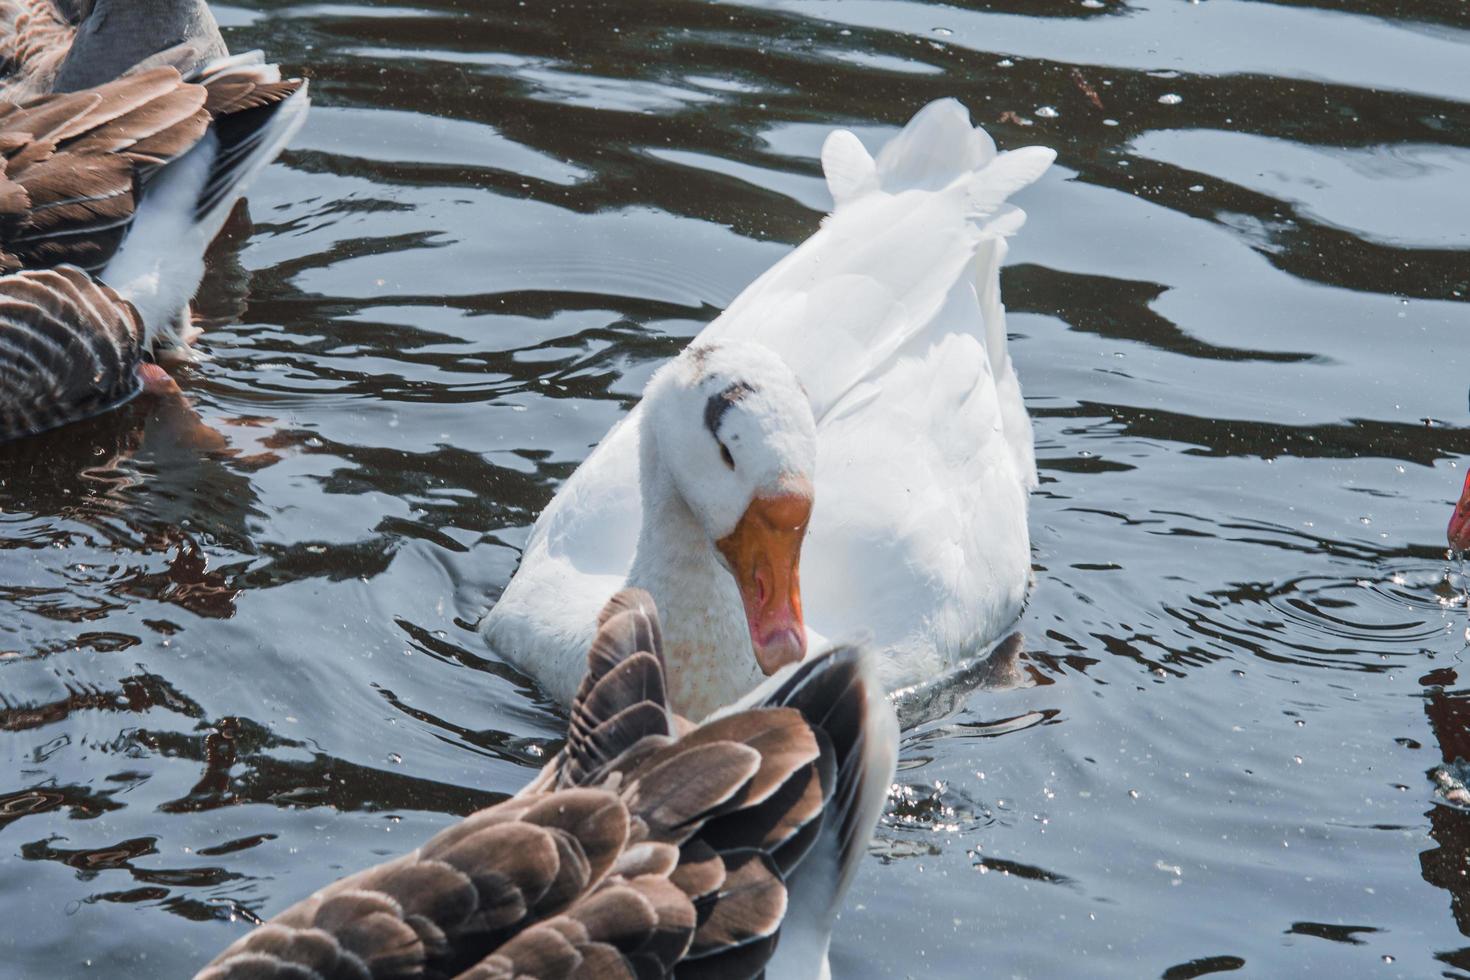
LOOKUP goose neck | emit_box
[627,448,725,598]
[626,429,759,718]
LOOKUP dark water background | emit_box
[4,1,1470,976]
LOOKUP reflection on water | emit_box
[3,0,1470,976]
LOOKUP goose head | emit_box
[639,340,817,677]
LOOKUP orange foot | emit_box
[137,362,181,396]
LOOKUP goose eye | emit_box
[718,441,735,469]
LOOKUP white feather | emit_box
[821,129,878,208]
[103,81,310,351]
[103,134,216,347]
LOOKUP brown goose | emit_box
[0,0,228,103]
[196,589,899,979]
[0,54,308,443]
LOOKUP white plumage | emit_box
[483,99,1054,717]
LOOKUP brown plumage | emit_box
[0,264,143,441]
[0,52,308,443]
[0,0,227,103]
[197,589,899,979]
[0,64,303,274]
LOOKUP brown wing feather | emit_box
[0,69,208,271]
[621,707,822,837]
[197,788,635,979]
[685,848,787,957]
[66,80,208,159]
[0,63,303,274]
[0,264,143,442]
[6,68,185,145]
[467,875,694,979]
[556,588,673,788]
[5,151,135,269]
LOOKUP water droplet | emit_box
[997,58,1014,68]
[1102,118,1119,127]
[1158,93,1183,105]
[1188,184,1204,192]
[1383,955,1394,964]
[932,26,953,36]
[1035,106,1059,119]
[1293,755,1303,765]
[1128,789,1139,799]
[1081,0,1104,7]
[388,752,402,765]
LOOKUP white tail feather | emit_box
[710,102,1051,425]
[964,146,1057,224]
[874,98,997,193]
[821,129,879,208]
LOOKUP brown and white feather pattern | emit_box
[0,64,302,273]
[0,263,144,441]
[0,0,75,104]
[197,589,893,979]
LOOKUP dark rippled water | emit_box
[4,1,1470,976]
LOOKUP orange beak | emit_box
[1450,469,1470,552]
[716,484,812,675]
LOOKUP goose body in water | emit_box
[483,99,1054,719]
[199,589,898,980]
[0,0,228,102]
[0,55,309,443]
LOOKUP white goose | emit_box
[483,99,1054,720]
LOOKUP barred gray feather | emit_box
[0,263,142,440]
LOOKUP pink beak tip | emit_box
[754,627,806,675]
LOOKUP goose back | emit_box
[0,0,226,103]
